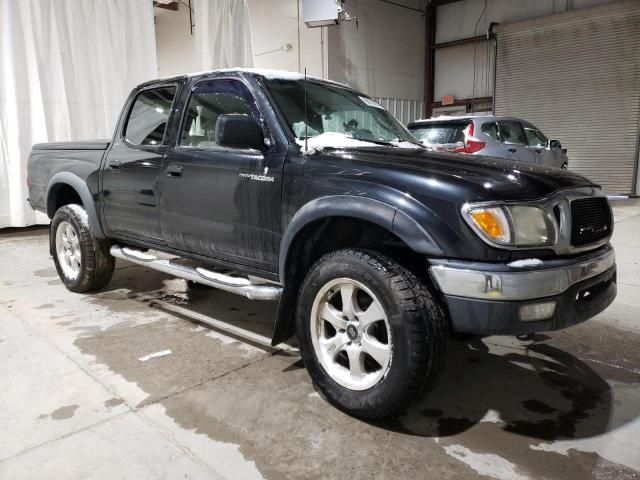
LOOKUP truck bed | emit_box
[27,140,110,214]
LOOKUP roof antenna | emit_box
[304,68,308,154]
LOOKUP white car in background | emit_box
[408,116,569,169]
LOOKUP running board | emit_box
[110,245,282,301]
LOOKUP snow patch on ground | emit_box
[204,330,263,357]
[444,445,529,480]
[479,409,503,424]
[205,330,237,345]
[237,342,263,358]
[138,349,172,362]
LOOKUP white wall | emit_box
[155,0,325,78]
[327,0,425,100]
[434,0,622,102]
[247,0,325,77]
[155,6,199,77]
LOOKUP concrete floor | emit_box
[1,199,639,480]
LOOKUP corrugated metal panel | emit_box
[375,97,424,125]
[494,3,640,194]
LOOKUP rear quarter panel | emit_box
[27,146,107,215]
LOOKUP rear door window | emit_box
[499,121,527,145]
[409,121,469,145]
[124,86,177,146]
[481,122,499,140]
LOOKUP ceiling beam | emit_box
[153,1,179,11]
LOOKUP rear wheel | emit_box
[296,248,447,418]
[51,204,115,292]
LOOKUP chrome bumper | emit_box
[429,247,615,301]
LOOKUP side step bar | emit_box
[110,245,282,301]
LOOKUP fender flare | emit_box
[46,172,106,238]
[278,195,443,280]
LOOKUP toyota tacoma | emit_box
[27,68,617,418]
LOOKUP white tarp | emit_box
[194,0,254,70]
[0,0,157,228]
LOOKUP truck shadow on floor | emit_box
[376,337,634,442]
[98,263,638,443]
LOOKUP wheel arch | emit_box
[272,196,443,345]
[278,196,443,281]
[46,172,105,238]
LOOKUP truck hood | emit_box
[316,146,596,202]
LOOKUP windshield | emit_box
[264,78,420,147]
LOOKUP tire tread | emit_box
[51,204,114,293]
[298,248,448,419]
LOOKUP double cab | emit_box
[27,69,616,418]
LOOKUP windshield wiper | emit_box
[353,138,399,147]
[392,137,425,148]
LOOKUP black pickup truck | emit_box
[27,68,616,418]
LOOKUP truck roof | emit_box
[142,68,350,90]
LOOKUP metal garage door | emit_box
[494,1,640,195]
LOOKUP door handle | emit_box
[508,148,517,153]
[167,165,183,178]
[109,159,121,169]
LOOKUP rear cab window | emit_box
[409,121,470,146]
[124,86,177,146]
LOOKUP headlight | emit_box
[462,204,557,247]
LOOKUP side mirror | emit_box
[215,114,264,150]
[549,139,562,149]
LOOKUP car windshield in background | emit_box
[409,121,469,146]
[264,78,419,147]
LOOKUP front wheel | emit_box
[51,204,115,292]
[296,248,447,419]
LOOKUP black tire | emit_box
[51,204,115,293]
[296,248,448,419]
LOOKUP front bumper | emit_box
[429,245,617,335]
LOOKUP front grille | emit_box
[571,198,611,246]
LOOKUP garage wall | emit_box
[434,0,621,102]
[494,1,640,195]
[434,41,494,104]
[248,0,325,77]
[327,0,425,123]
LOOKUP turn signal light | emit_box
[470,210,505,239]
